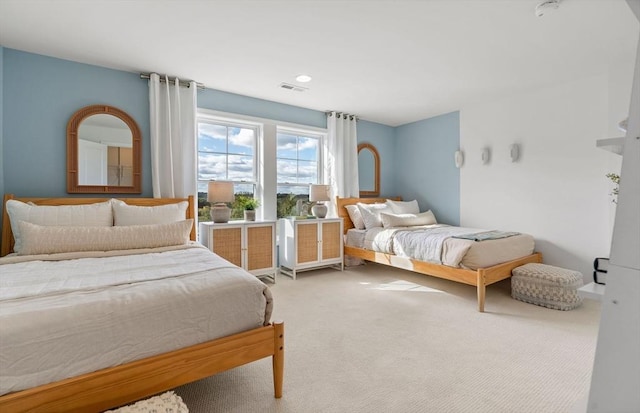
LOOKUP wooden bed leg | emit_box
[477,272,486,312]
[272,321,285,398]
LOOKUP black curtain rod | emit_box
[140,73,205,90]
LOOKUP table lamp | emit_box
[309,184,330,218]
[208,181,235,223]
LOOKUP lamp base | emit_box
[211,204,231,223]
[311,203,327,218]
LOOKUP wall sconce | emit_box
[454,150,464,168]
[481,148,491,165]
[509,144,520,162]
[207,181,235,223]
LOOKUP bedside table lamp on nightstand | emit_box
[309,184,330,218]
[208,181,235,223]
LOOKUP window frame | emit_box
[196,108,327,222]
[197,114,261,193]
[276,127,325,218]
[276,126,324,194]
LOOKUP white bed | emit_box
[352,225,535,270]
[338,197,542,312]
[0,195,284,412]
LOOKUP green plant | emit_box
[606,173,620,203]
[234,195,260,211]
[277,194,298,218]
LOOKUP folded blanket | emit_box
[452,230,520,241]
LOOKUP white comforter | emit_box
[365,224,482,267]
[0,243,272,396]
[364,224,525,268]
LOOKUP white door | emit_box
[78,139,107,185]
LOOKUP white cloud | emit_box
[199,123,226,140]
[229,128,254,148]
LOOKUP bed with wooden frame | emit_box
[0,194,284,413]
[337,196,542,312]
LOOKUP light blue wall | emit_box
[357,120,396,197]
[0,46,4,238]
[0,47,4,235]
[2,49,150,197]
[1,49,457,225]
[394,111,460,225]
[198,89,326,129]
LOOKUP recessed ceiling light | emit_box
[295,74,312,83]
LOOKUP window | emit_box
[276,130,321,218]
[197,118,258,221]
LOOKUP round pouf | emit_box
[511,263,583,310]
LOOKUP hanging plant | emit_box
[606,173,620,203]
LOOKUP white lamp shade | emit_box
[207,181,235,203]
[309,184,330,202]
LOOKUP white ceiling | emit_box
[0,0,638,126]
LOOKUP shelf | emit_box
[596,137,625,155]
[578,282,606,301]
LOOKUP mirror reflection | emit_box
[358,149,375,191]
[67,105,141,194]
[357,143,380,197]
[78,114,133,186]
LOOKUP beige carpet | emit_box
[174,263,601,413]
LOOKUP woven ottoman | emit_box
[511,263,583,310]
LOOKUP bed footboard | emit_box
[345,244,542,312]
[476,253,543,311]
[0,321,285,412]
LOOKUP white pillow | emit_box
[356,202,392,230]
[112,199,188,226]
[18,219,193,255]
[386,199,420,214]
[345,205,365,230]
[6,199,113,254]
[380,210,438,228]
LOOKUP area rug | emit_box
[104,391,188,413]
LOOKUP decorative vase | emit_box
[311,203,327,218]
[244,210,256,221]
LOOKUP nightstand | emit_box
[199,221,277,282]
[279,217,343,279]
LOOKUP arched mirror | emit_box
[357,142,380,197]
[67,105,141,193]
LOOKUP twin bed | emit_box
[337,197,542,312]
[0,195,284,412]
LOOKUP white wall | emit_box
[459,72,631,278]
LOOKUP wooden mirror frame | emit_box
[357,142,380,197]
[67,105,142,194]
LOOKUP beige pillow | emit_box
[112,199,188,226]
[356,202,392,230]
[386,199,420,214]
[6,199,113,254]
[345,205,365,230]
[18,219,193,255]
[380,210,437,228]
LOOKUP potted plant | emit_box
[235,196,260,221]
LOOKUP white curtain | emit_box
[149,73,197,199]
[325,111,359,217]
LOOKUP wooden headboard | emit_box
[1,194,196,257]
[336,196,401,234]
